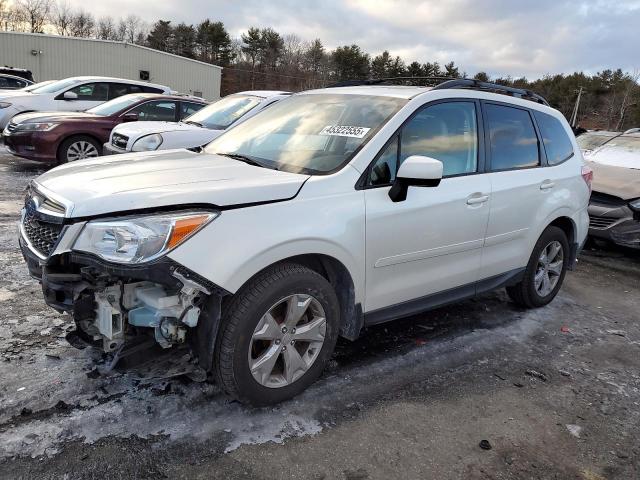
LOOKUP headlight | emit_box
[73,211,218,264]
[0,102,12,109]
[630,198,640,211]
[16,122,58,132]
[131,133,163,152]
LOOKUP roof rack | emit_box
[327,76,456,88]
[432,79,550,106]
[327,76,550,106]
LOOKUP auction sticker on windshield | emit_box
[319,125,371,138]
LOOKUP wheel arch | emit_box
[542,214,578,269]
[229,253,363,341]
[56,133,103,161]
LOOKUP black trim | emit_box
[432,79,550,106]
[364,268,525,326]
[388,177,441,202]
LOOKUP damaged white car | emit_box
[19,80,590,405]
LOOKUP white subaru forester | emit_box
[19,80,591,405]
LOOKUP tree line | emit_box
[1,0,639,129]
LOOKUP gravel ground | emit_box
[0,150,639,479]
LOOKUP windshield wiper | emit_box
[184,120,203,127]
[217,152,268,168]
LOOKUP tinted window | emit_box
[0,77,27,89]
[399,102,478,177]
[108,83,129,100]
[129,85,143,94]
[181,101,205,118]
[67,82,109,101]
[533,111,574,165]
[486,104,539,171]
[141,85,164,94]
[129,101,177,121]
[368,136,399,186]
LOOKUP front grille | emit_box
[6,122,18,133]
[22,210,64,257]
[112,133,129,149]
[589,215,617,230]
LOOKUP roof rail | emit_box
[432,79,550,106]
[327,76,455,88]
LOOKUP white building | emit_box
[0,31,222,100]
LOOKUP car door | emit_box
[55,82,109,111]
[479,102,549,280]
[363,100,492,316]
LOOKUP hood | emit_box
[587,160,640,200]
[12,111,100,124]
[114,121,211,138]
[34,149,309,218]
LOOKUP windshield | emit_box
[30,78,79,94]
[577,132,618,151]
[21,81,54,92]
[185,95,262,129]
[87,95,146,116]
[589,136,640,169]
[205,93,406,174]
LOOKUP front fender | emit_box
[167,192,366,303]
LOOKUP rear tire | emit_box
[58,135,101,164]
[214,262,340,406]
[506,226,569,308]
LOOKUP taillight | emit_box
[581,165,593,193]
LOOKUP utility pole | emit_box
[570,86,584,127]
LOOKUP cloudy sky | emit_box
[67,0,640,79]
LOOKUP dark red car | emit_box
[2,94,208,164]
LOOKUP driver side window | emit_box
[367,101,479,186]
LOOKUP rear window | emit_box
[485,104,539,171]
[533,111,574,165]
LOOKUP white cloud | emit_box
[65,0,640,78]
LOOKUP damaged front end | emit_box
[19,184,227,370]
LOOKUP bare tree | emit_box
[615,70,640,131]
[16,0,51,33]
[51,0,73,35]
[123,14,143,43]
[96,16,117,40]
[68,10,94,37]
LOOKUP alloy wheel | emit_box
[248,293,327,388]
[66,141,99,161]
[534,240,564,297]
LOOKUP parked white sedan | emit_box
[0,77,171,129]
[103,91,290,154]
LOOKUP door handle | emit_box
[466,194,489,205]
[540,180,555,190]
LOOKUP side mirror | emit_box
[122,112,138,122]
[63,91,78,100]
[388,155,443,202]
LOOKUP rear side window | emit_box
[141,85,165,94]
[108,83,129,100]
[485,104,539,171]
[533,111,574,165]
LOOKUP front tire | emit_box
[506,226,569,308]
[58,135,101,163]
[214,263,340,405]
